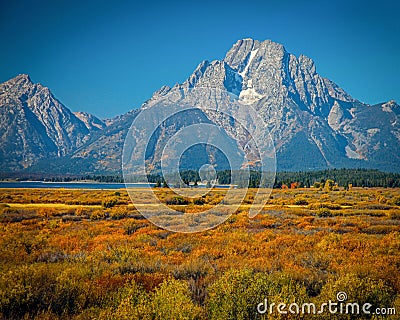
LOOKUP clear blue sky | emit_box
[1,0,399,119]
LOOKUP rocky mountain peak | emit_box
[382,100,398,109]
[132,38,400,173]
[1,38,399,174]
[1,73,33,96]
[0,74,101,171]
[13,73,32,83]
[224,38,261,70]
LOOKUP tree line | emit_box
[149,168,400,188]
[2,168,400,188]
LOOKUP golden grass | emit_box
[0,187,399,319]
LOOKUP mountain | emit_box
[69,38,399,173]
[1,39,400,175]
[0,74,98,171]
[149,38,399,172]
[73,111,106,131]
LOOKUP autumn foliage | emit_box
[0,187,399,319]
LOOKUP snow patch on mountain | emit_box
[345,145,362,159]
[238,79,264,105]
[238,48,258,78]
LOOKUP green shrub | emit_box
[316,208,333,217]
[294,198,309,205]
[392,196,400,206]
[150,278,203,319]
[102,197,118,208]
[0,264,94,318]
[166,197,189,205]
[324,180,335,191]
[90,210,107,220]
[313,182,321,188]
[308,202,341,210]
[110,207,128,220]
[98,280,150,320]
[193,198,206,205]
[316,273,395,320]
[101,277,204,319]
[206,269,308,320]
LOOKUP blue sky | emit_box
[1,0,399,119]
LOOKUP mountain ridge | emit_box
[135,38,399,172]
[1,38,399,174]
[0,74,101,171]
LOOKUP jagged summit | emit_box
[1,74,32,94]
[13,73,32,82]
[0,74,101,171]
[382,100,399,109]
[152,38,356,114]
[135,38,400,172]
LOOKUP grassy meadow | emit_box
[0,187,399,319]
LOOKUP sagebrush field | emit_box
[0,187,399,319]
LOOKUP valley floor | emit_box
[0,187,399,319]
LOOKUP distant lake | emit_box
[0,181,232,189]
[0,181,153,189]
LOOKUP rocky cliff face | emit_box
[73,111,106,131]
[1,38,399,174]
[0,74,96,171]
[137,38,400,172]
